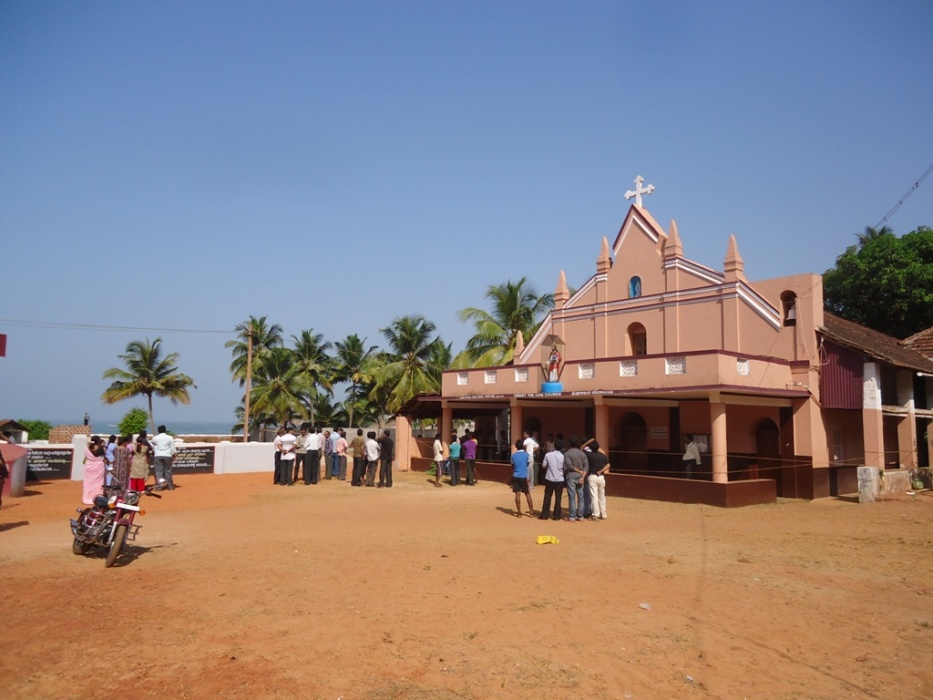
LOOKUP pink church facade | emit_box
[407,203,933,504]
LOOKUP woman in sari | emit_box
[82,436,106,505]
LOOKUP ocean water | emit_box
[50,419,238,436]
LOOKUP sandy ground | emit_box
[1,470,932,700]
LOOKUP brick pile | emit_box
[49,425,91,444]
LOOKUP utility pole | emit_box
[243,330,253,442]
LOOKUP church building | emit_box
[399,188,933,505]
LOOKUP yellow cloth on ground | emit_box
[536,535,559,545]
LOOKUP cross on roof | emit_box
[624,175,655,207]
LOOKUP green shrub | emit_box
[118,408,149,435]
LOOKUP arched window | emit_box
[628,322,647,356]
[780,291,797,327]
[629,276,642,298]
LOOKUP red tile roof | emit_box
[820,314,933,374]
[903,326,933,360]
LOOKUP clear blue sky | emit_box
[2,0,931,427]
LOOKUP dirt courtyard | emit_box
[1,470,931,700]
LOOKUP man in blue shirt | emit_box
[510,439,535,518]
[329,428,341,479]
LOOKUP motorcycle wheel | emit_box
[104,524,127,568]
[72,537,89,555]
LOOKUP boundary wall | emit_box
[67,436,277,480]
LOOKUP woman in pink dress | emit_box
[82,436,106,505]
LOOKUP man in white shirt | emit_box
[522,431,539,487]
[682,434,701,479]
[303,427,322,485]
[364,431,381,487]
[278,427,297,486]
[272,428,285,484]
[150,425,177,490]
[432,433,445,487]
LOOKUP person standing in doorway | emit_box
[150,425,177,490]
[682,434,701,479]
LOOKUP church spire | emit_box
[663,220,683,259]
[555,270,570,307]
[597,236,611,274]
[724,234,745,281]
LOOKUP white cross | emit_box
[624,175,655,207]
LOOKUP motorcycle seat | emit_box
[93,495,110,508]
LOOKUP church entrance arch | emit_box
[756,418,782,493]
[616,412,648,471]
[523,416,542,438]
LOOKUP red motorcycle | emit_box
[70,484,156,567]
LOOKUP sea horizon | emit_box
[42,418,239,436]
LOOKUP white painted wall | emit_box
[66,435,276,479]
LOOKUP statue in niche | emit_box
[547,345,562,383]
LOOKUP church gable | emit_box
[604,206,668,303]
[519,189,788,366]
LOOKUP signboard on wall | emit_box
[649,427,668,440]
[27,448,73,481]
[173,445,215,474]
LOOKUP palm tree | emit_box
[226,316,283,441]
[457,277,554,366]
[332,334,378,427]
[291,329,333,426]
[231,402,273,437]
[308,392,341,428]
[248,347,307,429]
[101,338,196,433]
[856,225,894,246]
[427,339,453,386]
[374,315,445,414]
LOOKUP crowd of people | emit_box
[531,434,611,522]
[271,426,395,489]
[427,429,612,521]
[81,425,178,505]
[75,424,624,521]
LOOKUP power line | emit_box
[0,319,232,334]
[874,161,933,229]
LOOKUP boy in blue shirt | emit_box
[510,438,536,518]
